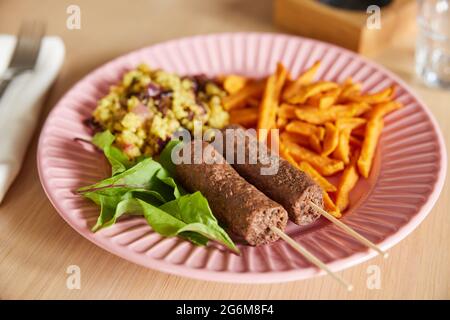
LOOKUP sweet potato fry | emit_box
[308,134,322,154]
[247,97,260,108]
[318,127,326,140]
[280,131,311,148]
[349,135,362,147]
[282,61,321,100]
[322,122,339,156]
[282,141,337,195]
[330,118,365,163]
[352,102,372,117]
[257,63,288,141]
[277,103,296,119]
[281,143,338,219]
[293,105,343,124]
[224,61,401,192]
[355,101,402,177]
[332,127,352,164]
[335,151,360,211]
[222,79,265,110]
[349,86,395,104]
[276,117,288,130]
[308,87,341,109]
[270,64,288,123]
[323,191,342,218]
[257,75,276,139]
[279,142,298,166]
[283,140,344,176]
[298,161,337,192]
[285,120,325,139]
[335,117,366,130]
[351,126,366,138]
[285,120,324,153]
[267,127,280,154]
[358,117,384,178]
[292,102,370,125]
[370,101,403,119]
[357,101,401,177]
[287,81,339,104]
[338,77,362,103]
[229,107,258,127]
[223,75,248,94]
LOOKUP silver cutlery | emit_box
[0,21,45,99]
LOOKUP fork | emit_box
[0,21,45,99]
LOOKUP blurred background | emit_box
[2,0,447,111]
[1,0,278,93]
[0,0,425,98]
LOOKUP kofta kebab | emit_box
[176,61,399,289]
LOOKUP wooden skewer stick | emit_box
[270,226,353,291]
[308,201,389,259]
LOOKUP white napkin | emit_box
[0,35,65,203]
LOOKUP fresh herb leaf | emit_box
[79,138,239,253]
[91,130,115,149]
[159,192,239,253]
[78,158,163,195]
[155,166,184,199]
[92,130,132,175]
[158,139,182,176]
[78,158,171,230]
[139,194,239,253]
[92,194,117,231]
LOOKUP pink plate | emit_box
[37,33,447,283]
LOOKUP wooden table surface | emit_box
[0,0,449,300]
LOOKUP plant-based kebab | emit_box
[174,141,288,246]
[219,124,324,225]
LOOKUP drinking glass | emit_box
[416,0,450,89]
